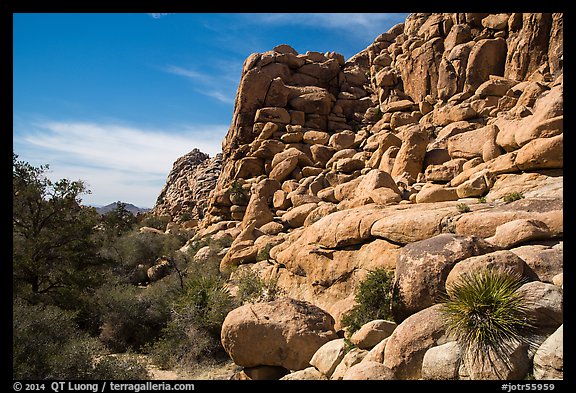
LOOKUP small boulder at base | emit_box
[533,325,563,380]
[421,341,462,380]
[309,338,347,378]
[384,304,449,380]
[342,361,395,380]
[350,319,397,350]
[279,367,327,380]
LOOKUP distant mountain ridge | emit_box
[95,202,150,215]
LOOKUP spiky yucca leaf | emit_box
[442,269,535,370]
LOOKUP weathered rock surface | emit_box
[460,342,531,380]
[309,338,346,378]
[279,367,327,380]
[421,341,462,380]
[330,348,368,380]
[384,304,449,379]
[220,298,338,370]
[350,319,397,350]
[342,361,395,380]
[153,13,563,380]
[445,250,528,294]
[152,149,222,221]
[533,324,563,380]
[393,234,495,320]
[517,281,563,329]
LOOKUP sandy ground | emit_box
[145,358,237,380]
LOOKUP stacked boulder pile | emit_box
[152,148,222,223]
[156,13,563,380]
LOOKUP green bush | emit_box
[146,275,235,369]
[178,211,193,223]
[139,214,171,230]
[502,192,525,203]
[176,276,235,335]
[13,299,149,380]
[100,229,192,277]
[456,203,471,213]
[441,269,535,372]
[145,313,223,370]
[100,202,137,237]
[184,234,233,278]
[235,268,284,304]
[101,231,164,272]
[256,243,273,262]
[341,268,396,335]
[95,281,176,352]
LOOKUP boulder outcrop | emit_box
[152,149,222,222]
[154,13,563,380]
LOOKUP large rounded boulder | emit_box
[221,297,338,370]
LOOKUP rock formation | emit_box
[156,12,563,380]
[152,148,222,221]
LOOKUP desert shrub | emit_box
[101,229,192,278]
[100,202,137,237]
[105,231,166,272]
[95,281,176,352]
[165,228,196,250]
[502,192,525,203]
[13,299,95,379]
[139,214,171,230]
[441,269,535,373]
[456,203,471,213]
[176,275,235,336]
[341,268,396,335]
[92,354,149,380]
[184,234,234,278]
[178,211,193,223]
[146,275,235,369]
[184,235,233,259]
[13,299,149,380]
[145,314,224,370]
[255,243,273,262]
[235,268,284,304]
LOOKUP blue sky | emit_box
[13,13,409,208]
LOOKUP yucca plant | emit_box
[441,269,536,377]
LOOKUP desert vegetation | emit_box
[12,154,239,379]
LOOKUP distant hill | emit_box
[95,202,150,216]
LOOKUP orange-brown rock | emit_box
[220,298,338,370]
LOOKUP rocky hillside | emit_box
[156,13,563,380]
[152,148,222,221]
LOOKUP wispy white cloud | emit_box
[148,13,172,19]
[165,65,205,80]
[164,64,239,104]
[201,90,236,104]
[243,13,408,41]
[14,120,227,207]
[254,13,404,28]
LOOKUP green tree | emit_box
[101,201,137,237]
[12,153,105,306]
